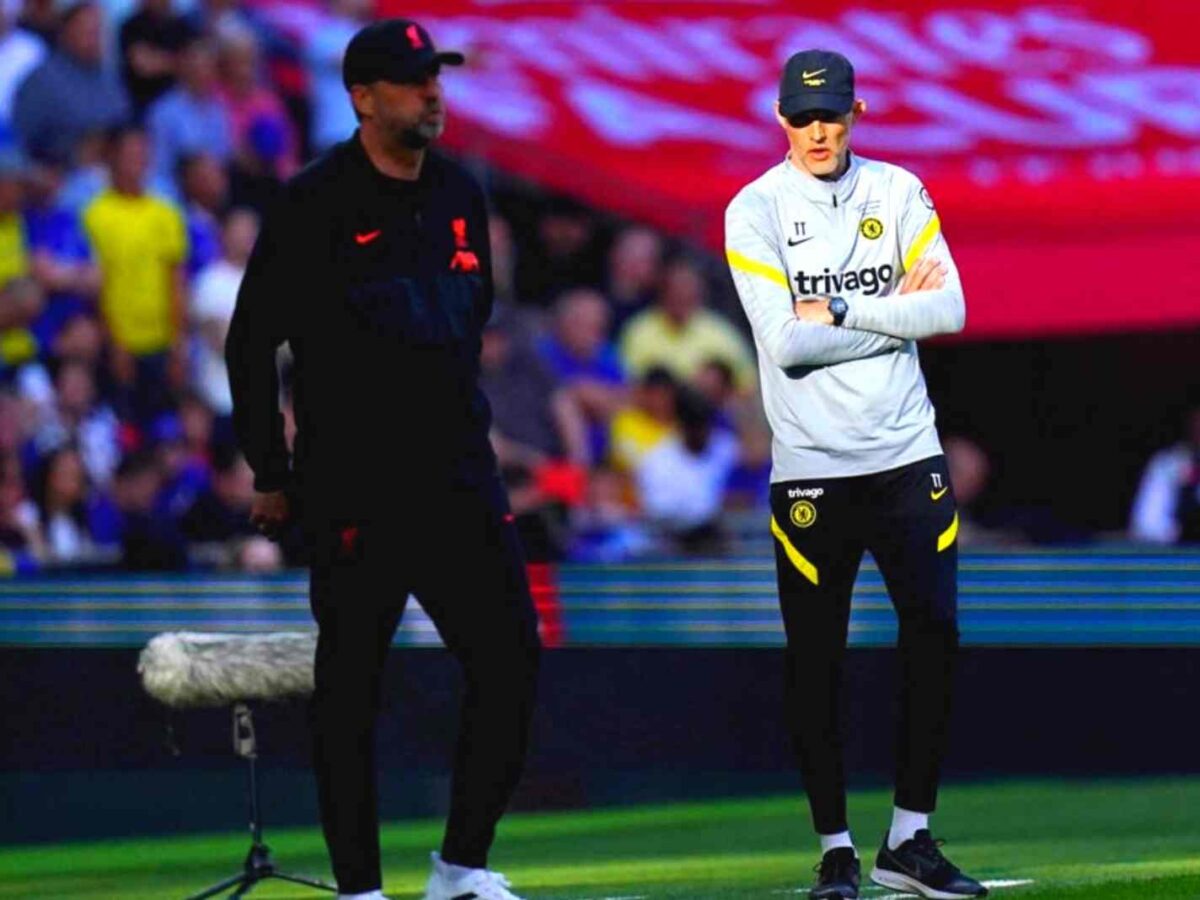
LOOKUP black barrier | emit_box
[0,646,1197,842]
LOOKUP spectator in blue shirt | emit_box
[23,151,100,353]
[537,287,627,463]
[178,152,226,278]
[145,33,231,196]
[539,287,625,386]
[12,1,130,165]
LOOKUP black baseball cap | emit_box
[342,18,464,89]
[778,49,855,118]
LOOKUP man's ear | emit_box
[350,84,373,119]
[850,98,867,124]
[774,100,788,130]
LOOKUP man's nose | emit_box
[808,121,826,142]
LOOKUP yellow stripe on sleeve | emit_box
[770,516,819,585]
[937,511,959,553]
[903,214,941,271]
[726,248,791,291]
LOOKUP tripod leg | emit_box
[228,876,256,899]
[183,873,247,900]
[269,871,339,892]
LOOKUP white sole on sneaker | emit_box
[870,866,982,899]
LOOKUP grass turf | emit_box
[0,778,1197,898]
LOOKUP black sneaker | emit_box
[870,830,988,898]
[810,847,860,899]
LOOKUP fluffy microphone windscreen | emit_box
[138,631,317,709]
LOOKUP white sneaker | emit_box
[423,851,525,900]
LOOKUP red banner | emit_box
[278,1,1200,338]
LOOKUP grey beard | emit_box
[400,120,442,150]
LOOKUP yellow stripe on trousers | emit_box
[903,214,941,271]
[726,248,790,290]
[770,516,819,585]
[937,512,959,553]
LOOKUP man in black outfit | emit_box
[225,19,540,900]
[118,0,195,117]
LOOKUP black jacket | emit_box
[226,131,497,526]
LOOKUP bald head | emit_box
[659,259,706,325]
[608,226,663,298]
[554,288,611,360]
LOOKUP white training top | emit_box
[725,151,966,482]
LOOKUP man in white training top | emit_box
[725,49,987,900]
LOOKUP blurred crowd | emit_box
[479,216,772,562]
[0,0,326,572]
[0,0,1192,572]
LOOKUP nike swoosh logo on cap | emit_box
[801,68,827,80]
[355,229,382,245]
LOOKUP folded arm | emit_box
[725,198,903,368]
[843,182,966,340]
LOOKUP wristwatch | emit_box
[828,296,849,327]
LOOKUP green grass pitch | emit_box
[1,778,1198,898]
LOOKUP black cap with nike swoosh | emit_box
[779,49,855,117]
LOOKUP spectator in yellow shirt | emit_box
[83,125,187,422]
[609,366,678,474]
[0,150,44,370]
[618,257,755,392]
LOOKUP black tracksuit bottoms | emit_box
[769,455,960,836]
[307,477,541,893]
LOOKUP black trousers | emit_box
[307,478,541,893]
[769,455,960,836]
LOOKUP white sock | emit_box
[338,892,385,900]
[819,830,856,856]
[888,806,929,850]
[434,850,480,881]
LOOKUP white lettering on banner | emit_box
[568,79,764,150]
[580,9,699,81]
[665,19,766,79]
[742,16,888,74]
[902,82,1132,148]
[552,21,650,80]
[1090,151,1148,180]
[441,70,552,137]
[1082,70,1200,136]
[1006,79,1133,144]
[926,11,1069,69]
[491,20,581,77]
[843,10,958,75]
[1020,9,1150,65]
[419,5,1200,158]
